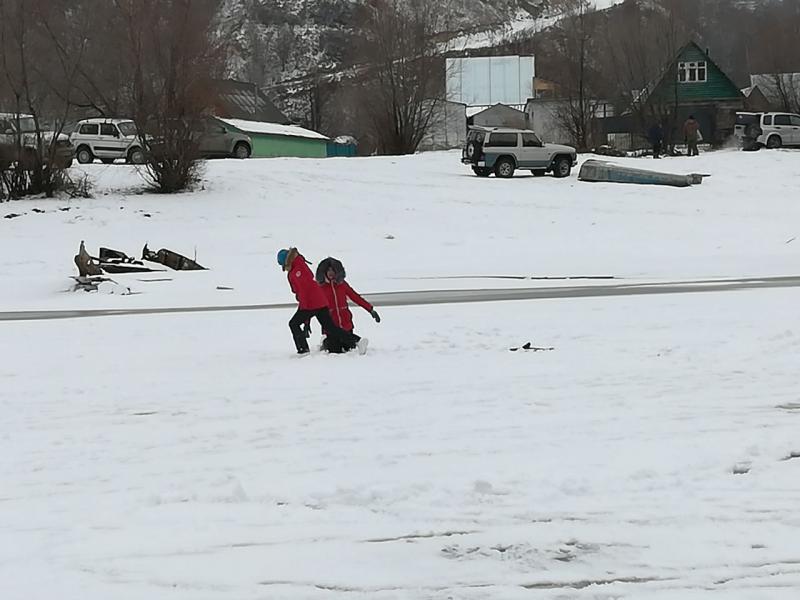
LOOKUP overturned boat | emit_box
[579,159,709,188]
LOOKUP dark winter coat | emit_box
[284,248,327,310]
[315,257,373,332]
[683,119,700,142]
[648,124,664,144]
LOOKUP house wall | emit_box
[250,134,328,158]
[744,87,771,112]
[750,73,800,112]
[524,100,571,145]
[653,45,743,104]
[419,101,467,151]
[524,99,614,146]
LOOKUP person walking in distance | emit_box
[648,121,664,159]
[315,257,380,354]
[277,247,368,355]
[684,115,700,156]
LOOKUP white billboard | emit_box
[446,55,535,107]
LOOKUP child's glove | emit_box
[370,310,381,323]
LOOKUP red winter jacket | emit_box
[286,252,328,310]
[320,280,373,332]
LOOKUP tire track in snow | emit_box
[2,275,800,322]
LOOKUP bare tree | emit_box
[600,0,689,151]
[749,0,800,112]
[114,0,226,193]
[353,0,446,155]
[0,0,87,198]
[550,0,599,151]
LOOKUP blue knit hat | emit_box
[277,248,289,267]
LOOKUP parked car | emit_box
[736,112,800,150]
[0,112,74,169]
[195,119,252,159]
[462,127,577,178]
[70,118,146,164]
[144,118,252,161]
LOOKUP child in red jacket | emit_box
[315,257,380,354]
[277,248,367,355]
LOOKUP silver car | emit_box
[196,119,252,159]
[71,118,145,164]
[462,127,577,178]
[0,113,74,169]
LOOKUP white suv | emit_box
[461,127,577,178]
[70,118,145,164]
[737,112,800,150]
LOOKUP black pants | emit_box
[652,141,662,158]
[687,140,699,156]
[321,334,354,354]
[289,307,360,353]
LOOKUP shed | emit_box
[216,118,329,159]
[468,103,526,129]
[327,135,358,157]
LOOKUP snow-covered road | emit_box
[3,274,800,322]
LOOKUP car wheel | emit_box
[552,157,572,178]
[766,135,782,149]
[531,169,546,177]
[100,158,115,165]
[494,158,515,179]
[472,166,491,177]
[742,140,760,152]
[76,147,94,164]
[127,147,145,164]
[233,142,251,159]
[744,124,762,139]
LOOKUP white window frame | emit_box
[678,61,707,83]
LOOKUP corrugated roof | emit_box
[214,80,290,125]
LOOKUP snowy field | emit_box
[3,291,800,599]
[2,150,800,311]
[2,149,800,598]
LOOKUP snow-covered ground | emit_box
[3,290,800,598]
[2,149,800,311]
[2,148,800,598]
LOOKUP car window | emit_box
[774,115,791,126]
[17,117,36,132]
[0,119,14,133]
[522,133,541,147]
[763,115,772,126]
[117,121,137,136]
[79,123,99,135]
[487,133,518,147]
[467,130,485,143]
[791,116,800,127]
[207,122,226,134]
[735,114,758,126]
[100,123,118,136]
